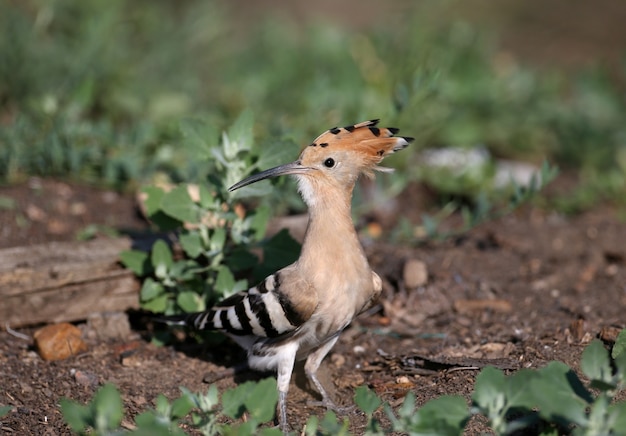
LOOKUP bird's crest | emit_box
[303,119,413,176]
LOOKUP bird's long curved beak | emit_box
[229,161,310,192]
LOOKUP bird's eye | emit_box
[323,158,335,168]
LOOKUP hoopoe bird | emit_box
[170,120,412,432]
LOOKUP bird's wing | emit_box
[187,265,318,338]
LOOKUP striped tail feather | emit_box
[154,272,307,340]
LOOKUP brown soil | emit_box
[1,176,625,435]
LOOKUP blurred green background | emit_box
[1,0,625,214]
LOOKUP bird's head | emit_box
[229,119,412,204]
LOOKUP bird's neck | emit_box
[298,182,368,273]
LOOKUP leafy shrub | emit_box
[120,111,300,317]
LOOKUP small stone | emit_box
[353,345,366,354]
[121,354,142,367]
[403,259,428,288]
[396,376,411,385]
[377,316,391,326]
[366,222,383,239]
[34,323,88,361]
[74,370,99,387]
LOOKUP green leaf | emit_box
[417,395,469,433]
[179,232,204,258]
[224,109,254,159]
[198,183,219,209]
[133,411,187,436]
[505,368,540,410]
[243,378,278,423]
[612,329,626,359]
[254,229,300,280]
[140,278,164,301]
[120,250,150,276]
[581,339,614,389]
[142,186,166,216]
[225,248,259,272]
[93,383,124,432]
[210,227,227,253]
[170,395,194,419]
[614,352,626,386]
[354,386,382,415]
[258,427,283,436]
[607,401,626,433]
[222,420,256,436]
[586,394,611,435]
[221,383,253,419]
[396,391,416,419]
[0,405,11,418]
[473,366,506,414]
[59,399,91,433]
[214,265,236,295]
[142,186,183,230]
[247,204,271,239]
[179,117,218,160]
[142,293,169,313]
[304,415,319,436]
[317,410,350,436]
[531,362,591,426]
[134,410,158,427]
[155,394,170,416]
[177,291,205,312]
[161,186,199,223]
[151,240,173,279]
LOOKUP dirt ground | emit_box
[0,176,625,435]
[2,1,626,434]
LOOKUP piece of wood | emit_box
[0,238,140,328]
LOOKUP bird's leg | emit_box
[276,345,298,433]
[304,336,354,414]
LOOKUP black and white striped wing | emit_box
[187,272,309,338]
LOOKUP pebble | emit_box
[353,345,366,354]
[34,323,88,361]
[403,259,428,288]
[73,370,99,387]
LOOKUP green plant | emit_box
[472,338,626,435]
[120,112,300,317]
[60,379,280,436]
[60,383,125,436]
